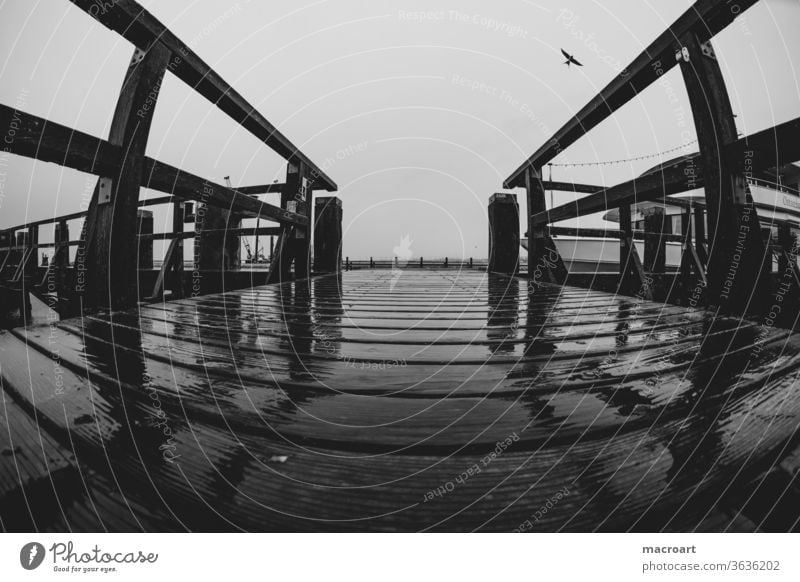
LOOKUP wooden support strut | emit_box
[268,160,312,283]
[617,205,651,299]
[79,43,172,310]
[525,167,566,284]
[313,197,343,274]
[170,200,185,298]
[678,207,708,306]
[678,32,769,313]
[487,193,520,275]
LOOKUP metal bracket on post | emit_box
[675,46,690,62]
[98,177,113,204]
[130,47,146,68]
[700,40,716,60]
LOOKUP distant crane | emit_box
[225,175,266,264]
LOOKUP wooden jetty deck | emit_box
[3,0,800,534]
[2,269,800,532]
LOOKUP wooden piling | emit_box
[488,193,519,275]
[136,209,154,270]
[313,196,342,273]
[171,201,185,298]
[643,207,669,273]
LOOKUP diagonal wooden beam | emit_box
[530,115,800,227]
[541,181,606,194]
[236,184,286,195]
[68,0,337,192]
[142,160,307,226]
[0,104,118,175]
[0,104,307,226]
[532,156,698,226]
[80,43,172,309]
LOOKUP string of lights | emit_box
[548,139,699,168]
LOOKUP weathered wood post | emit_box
[197,198,241,295]
[0,232,11,273]
[488,193,520,275]
[312,197,342,274]
[269,160,312,283]
[171,200,185,298]
[25,226,38,280]
[618,204,651,298]
[54,221,69,271]
[197,208,239,269]
[13,232,26,277]
[54,220,70,301]
[677,208,696,304]
[679,32,769,313]
[80,43,172,309]
[313,196,342,274]
[618,205,633,293]
[643,206,669,274]
[778,223,793,276]
[21,228,36,319]
[524,167,566,283]
[693,206,707,267]
[136,209,154,270]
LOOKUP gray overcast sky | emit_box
[1,0,799,260]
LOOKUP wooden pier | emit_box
[2,0,800,532]
[1,269,800,531]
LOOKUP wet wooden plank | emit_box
[2,269,800,531]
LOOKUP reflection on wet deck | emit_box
[2,269,800,531]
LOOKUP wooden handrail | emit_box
[0,227,281,252]
[67,0,336,192]
[503,0,758,187]
[531,116,800,227]
[0,105,308,229]
[0,196,179,235]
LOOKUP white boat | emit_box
[524,156,800,273]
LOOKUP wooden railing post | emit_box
[54,219,69,299]
[268,160,312,283]
[0,232,11,274]
[136,210,154,270]
[196,201,240,292]
[525,167,567,283]
[643,207,668,274]
[171,200,185,298]
[617,204,650,298]
[693,206,707,267]
[488,193,519,275]
[25,225,38,280]
[313,197,342,274]
[80,43,172,309]
[679,32,769,313]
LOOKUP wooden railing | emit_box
[0,0,337,316]
[505,0,800,311]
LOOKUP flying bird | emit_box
[561,49,583,67]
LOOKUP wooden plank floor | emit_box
[1,269,800,531]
